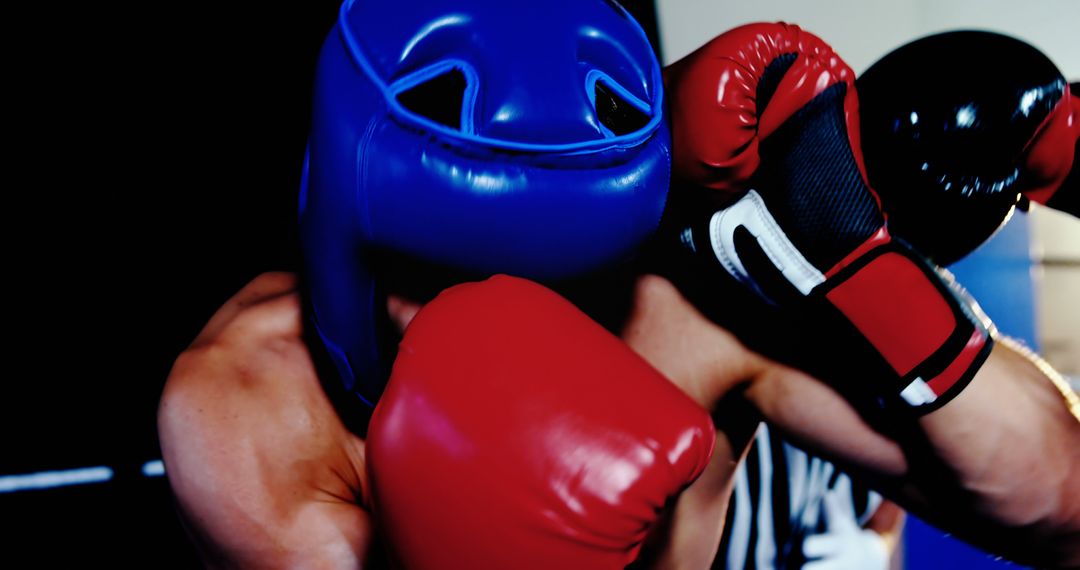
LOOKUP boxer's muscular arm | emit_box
[158,273,373,569]
[747,329,1080,567]
[905,340,1079,565]
[623,274,907,568]
[625,273,1079,568]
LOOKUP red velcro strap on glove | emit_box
[822,247,993,410]
[827,251,955,376]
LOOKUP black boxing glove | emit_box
[667,23,995,414]
[857,31,1080,265]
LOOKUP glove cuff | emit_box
[683,205,994,414]
[819,242,995,413]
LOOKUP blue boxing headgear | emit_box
[300,0,671,407]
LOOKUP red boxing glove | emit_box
[1041,83,1079,216]
[669,23,994,413]
[367,275,715,569]
[667,22,864,196]
[1016,86,1078,211]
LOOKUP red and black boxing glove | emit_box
[667,23,995,413]
[366,275,715,569]
[1056,84,1080,216]
[857,31,1080,265]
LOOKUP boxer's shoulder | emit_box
[204,272,302,344]
[167,272,310,406]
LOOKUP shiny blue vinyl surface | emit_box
[299,0,671,406]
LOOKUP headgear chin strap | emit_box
[300,0,671,407]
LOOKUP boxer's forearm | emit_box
[743,340,1080,567]
[914,338,1080,567]
[624,273,1079,564]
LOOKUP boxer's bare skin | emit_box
[159,273,373,569]
[159,271,1080,569]
[623,275,1080,569]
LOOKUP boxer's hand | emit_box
[668,23,994,413]
[158,272,373,568]
[367,275,716,570]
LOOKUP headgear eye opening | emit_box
[395,67,469,131]
[585,69,652,139]
[389,60,478,135]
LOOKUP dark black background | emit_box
[6,3,344,564]
[5,2,660,565]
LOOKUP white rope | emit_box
[0,460,166,494]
